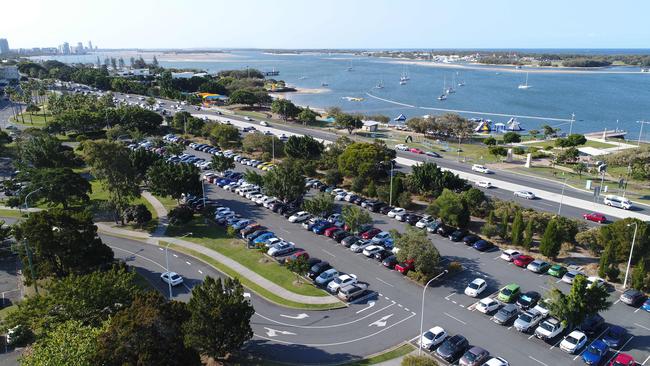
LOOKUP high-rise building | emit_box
[88,40,93,50]
[75,42,84,53]
[0,38,9,54]
[60,42,71,54]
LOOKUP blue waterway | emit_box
[34,51,650,138]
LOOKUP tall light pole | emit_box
[569,113,575,135]
[23,187,43,295]
[557,173,567,216]
[164,232,192,299]
[623,222,638,289]
[418,270,448,355]
[637,120,649,146]
[388,161,395,207]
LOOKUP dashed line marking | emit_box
[158,247,164,251]
[398,304,403,308]
[528,334,536,339]
[186,261,191,265]
[198,270,203,274]
[321,249,336,257]
[459,304,465,308]
[375,277,394,287]
[385,297,390,301]
[614,299,621,304]
[173,254,178,258]
[642,355,650,365]
[404,308,409,312]
[452,301,457,304]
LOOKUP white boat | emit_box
[457,72,465,86]
[400,67,410,82]
[518,72,531,89]
[437,94,447,101]
[446,74,456,94]
[437,77,447,100]
[376,80,384,89]
[399,79,407,85]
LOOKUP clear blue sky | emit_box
[4,0,650,49]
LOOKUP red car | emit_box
[285,250,309,263]
[609,353,635,366]
[395,259,415,274]
[583,212,607,223]
[324,226,340,238]
[514,255,535,268]
[409,148,424,154]
[361,228,381,240]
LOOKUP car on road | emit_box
[288,211,311,223]
[482,358,509,366]
[513,255,534,268]
[268,241,295,257]
[583,212,607,223]
[500,249,521,262]
[362,245,385,257]
[436,334,469,363]
[419,326,447,351]
[476,297,500,314]
[497,284,521,303]
[493,303,518,325]
[395,144,409,151]
[547,264,567,278]
[425,151,441,158]
[603,195,632,210]
[560,330,587,354]
[327,274,357,294]
[464,278,487,297]
[514,309,544,332]
[476,180,492,188]
[382,255,398,269]
[387,207,405,218]
[513,190,536,199]
[161,271,184,286]
[395,259,415,274]
[516,291,541,310]
[620,288,646,306]
[314,268,339,286]
[472,240,494,252]
[561,270,584,284]
[471,164,491,174]
[581,339,608,365]
[602,325,626,348]
[337,283,368,302]
[535,317,565,340]
[409,147,424,154]
[307,261,331,280]
[526,260,551,274]
[608,353,635,366]
[459,346,490,366]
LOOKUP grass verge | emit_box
[342,343,415,366]
[0,304,17,321]
[0,209,24,219]
[163,242,344,311]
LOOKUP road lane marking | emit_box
[198,269,203,274]
[173,254,178,258]
[528,333,536,339]
[375,277,394,287]
[356,301,376,314]
[634,322,650,331]
[642,355,650,365]
[280,313,309,320]
[186,261,191,265]
[368,314,394,327]
[158,247,163,251]
[264,327,296,337]
[528,356,549,366]
[444,312,467,325]
[254,302,395,329]
[321,249,336,257]
[444,292,456,300]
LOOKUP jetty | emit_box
[584,129,627,139]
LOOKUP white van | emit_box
[603,195,632,210]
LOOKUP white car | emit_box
[514,309,544,333]
[387,207,405,218]
[265,237,283,248]
[418,326,447,350]
[514,190,535,199]
[288,211,311,223]
[472,164,491,174]
[561,270,584,284]
[255,195,269,205]
[267,241,295,257]
[331,188,346,196]
[335,192,348,201]
[362,245,385,257]
[482,357,509,366]
[350,240,373,253]
[464,278,487,297]
[161,271,184,286]
[560,330,587,354]
[476,297,500,314]
[315,269,339,286]
[603,195,632,210]
[262,197,278,208]
[586,276,606,288]
[260,121,269,127]
[532,299,551,318]
[244,116,253,121]
[535,317,565,340]
[327,274,357,293]
[500,249,521,262]
[395,144,409,151]
[477,180,493,188]
[415,216,435,229]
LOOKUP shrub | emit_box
[168,205,193,225]
[255,242,267,253]
[226,226,238,238]
[402,354,439,366]
[397,191,412,209]
[351,176,366,193]
[447,261,463,273]
[481,223,499,238]
[544,145,554,151]
[75,134,88,142]
[123,204,152,227]
[513,147,526,155]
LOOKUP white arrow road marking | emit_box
[244,292,251,298]
[356,301,376,314]
[369,313,394,327]
[280,313,309,320]
[264,327,296,337]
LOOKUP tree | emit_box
[342,205,372,234]
[21,168,91,209]
[228,89,258,107]
[483,137,497,146]
[394,228,441,279]
[324,169,343,187]
[528,129,540,138]
[542,124,559,138]
[243,169,265,188]
[12,209,114,282]
[147,161,202,202]
[284,135,324,160]
[18,134,80,169]
[406,117,434,137]
[172,111,204,135]
[502,132,521,144]
[499,211,510,240]
[547,274,611,329]
[211,155,235,173]
[367,181,377,197]
[123,204,153,228]
[168,205,194,225]
[631,260,648,291]
[207,123,241,149]
[598,242,620,281]
[298,107,319,125]
[113,105,163,134]
[408,162,470,198]
[285,255,311,284]
[338,141,395,178]
[428,189,470,229]
[511,211,524,246]
[573,162,587,177]
[539,218,562,259]
[183,277,254,360]
[522,219,533,249]
[336,113,363,134]
[599,219,648,263]
[461,188,491,218]
[20,320,104,366]
[302,193,335,217]
[95,292,200,366]
[271,99,300,121]
[129,148,162,183]
[263,161,307,203]
[488,146,507,160]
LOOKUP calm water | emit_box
[35,51,650,138]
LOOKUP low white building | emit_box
[362,120,380,132]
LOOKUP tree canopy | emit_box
[338,141,395,179]
[146,161,202,202]
[284,135,324,160]
[262,161,306,203]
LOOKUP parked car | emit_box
[516,291,541,310]
[482,358,509,366]
[418,326,447,351]
[493,303,519,325]
[559,330,587,354]
[514,190,536,199]
[602,325,626,348]
[436,334,469,363]
[395,259,415,274]
[620,289,646,306]
[313,221,335,235]
[288,211,311,223]
[583,212,607,223]
[382,255,398,269]
[579,313,605,336]
[373,249,392,261]
[586,276,606,288]
[497,284,521,303]
[341,235,361,248]
[284,250,309,264]
[514,309,544,332]
[581,339,608,365]
[324,226,340,238]
[350,239,373,253]
[547,264,567,278]
[362,245,385,257]
[463,235,480,246]
[608,354,636,366]
[415,216,436,229]
[332,229,351,242]
[449,230,467,242]
[337,283,368,302]
[500,249,521,262]
[459,346,490,366]
[387,207,405,218]
[513,255,535,268]
[314,268,339,286]
[405,214,423,226]
[361,228,382,240]
[533,299,551,318]
[371,231,392,245]
[436,224,454,236]
[477,297,500,314]
[464,278,487,297]
[527,260,551,274]
[561,270,584,284]
[426,221,444,233]
[307,261,331,280]
[473,240,494,252]
[268,241,295,257]
[327,274,357,294]
[535,317,565,340]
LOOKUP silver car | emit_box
[514,309,544,333]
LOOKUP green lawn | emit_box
[165,217,331,298]
[0,304,17,321]
[9,112,50,127]
[344,343,415,366]
[525,139,618,150]
[0,209,24,219]
[153,195,178,211]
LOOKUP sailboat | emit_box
[347,61,353,71]
[437,77,447,101]
[400,67,410,82]
[457,72,465,86]
[375,80,384,89]
[518,72,531,89]
[321,80,329,87]
[446,74,456,94]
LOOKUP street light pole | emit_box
[557,174,567,216]
[569,113,575,135]
[23,187,43,295]
[164,241,173,299]
[388,161,395,207]
[623,222,638,289]
[418,270,448,355]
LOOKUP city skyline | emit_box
[4,0,650,50]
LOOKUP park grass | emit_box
[0,304,17,321]
[153,195,178,211]
[343,343,415,366]
[0,209,24,219]
[9,112,50,128]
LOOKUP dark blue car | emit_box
[312,221,335,235]
[473,240,493,251]
[216,178,232,187]
[581,339,608,365]
[602,325,626,348]
[246,230,270,241]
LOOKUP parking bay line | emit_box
[634,322,650,331]
[642,355,650,366]
[528,356,549,366]
[606,336,635,365]
[574,326,610,360]
[375,277,394,287]
[443,312,467,325]
[321,249,336,258]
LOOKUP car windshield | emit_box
[332,278,342,284]
[566,336,579,344]
[170,274,181,280]
[520,296,532,304]
[587,345,602,354]
[502,288,512,296]
[566,272,576,279]
[540,322,555,331]
[520,313,533,322]
[423,331,434,340]
[469,282,480,289]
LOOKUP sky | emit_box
[3,0,650,50]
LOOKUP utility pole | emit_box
[623,223,638,289]
[637,120,650,146]
[388,161,395,207]
[569,113,575,135]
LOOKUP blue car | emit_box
[581,339,608,365]
[312,221,335,235]
[473,240,493,251]
[602,325,626,348]
[246,230,270,241]
[216,178,232,187]
[253,232,276,245]
[232,219,253,230]
[642,298,650,312]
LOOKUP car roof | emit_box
[471,278,486,285]
[429,326,445,334]
[504,283,520,290]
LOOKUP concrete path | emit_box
[96,193,340,305]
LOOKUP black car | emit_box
[341,235,361,248]
[333,230,351,242]
[270,202,284,212]
[245,229,270,241]
[493,303,519,325]
[405,214,423,226]
[352,196,365,205]
[367,201,387,212]
[436,224,454,236]
[436,334,469,362]
[282,208,300,219]
[516,291,541,310]
[579,313,605,335]
[307,261,331,280]
[462,235,480,245]
[379,205,394,215]
[307,257,322,268]
[373,249,392,261]
[382,255,398,269]
[620,288,646,306]
[449,230,467,242]
[318,184,329,192]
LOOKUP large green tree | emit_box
[408,162,469,198]
[394,228,441,279]
[539,218,562,259]
[21,168,91,209]
[335,113,363,134]
[547,274,611,329]
[146,161,202,202]
[341,205,373,234]
[183,277,254,360]
[207,123,241,149]
[211,155,235,173]
[337,141,395,178]
[428,189,470,229]
[271,99,300,121]
[284,135,324,160]
[302,193,335,217]
[262,161,306,203]
[228,89,259,107]
[18,134,80,169]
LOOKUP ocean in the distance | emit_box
[34,50,650,139]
